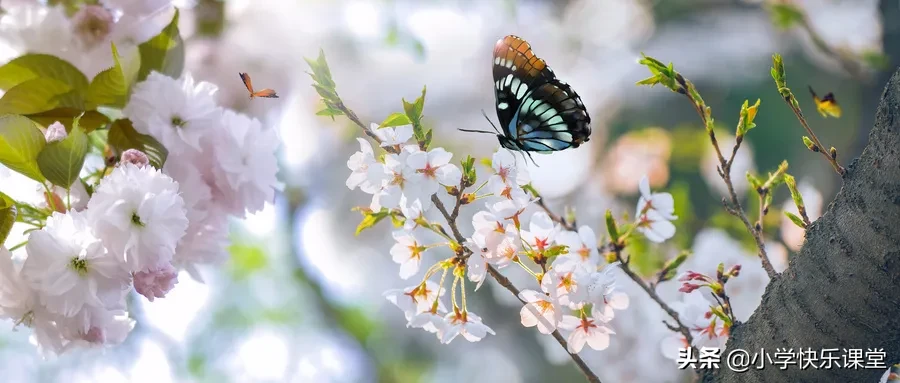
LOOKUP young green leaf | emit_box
[737,99,761,136]
[784,174,805,210]
[26,108,110,133]
[36,114,89,188]
[355,209,390,235]
[802,136,817,151]
[461,155,476,185]
[137,9,184,81]
[0,114,46,182]
[402,85,427,140]
[784,211,806,229]
[0,191,16,246]
[0,53,89,92]
[605,209,620,243]
[378,112,412,129]
[107,119,168,168]
[87,42,141,109]
[0,78,83,115]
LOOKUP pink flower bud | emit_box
[44,121,67,143]
[121,149,150,168]
[72,5,114,50]
[678,282,701,293]
[678,271,706,282]
[133,263,179,302]
[728,264,742,277]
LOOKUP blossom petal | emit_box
[638,175,651,199]
[567,329,588,353]
[584,328,611,350]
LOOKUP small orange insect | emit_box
[808,85,840,118]
[239,72,278,99]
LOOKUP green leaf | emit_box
[605,209,620,243]
[107,119,168,168]
[784,211,806,229]
[355,209,390,235]
[36,114,89,188]
[461,155,476,185]
[658,250,690,282]
[784,173,805,210]
[87,42,141,109]
[137,9,184,81]
[0,78,83,115]
[402,85,427,140]
[378,112,412,129]
[0,114,46,182]
[0,53,89,92]
[26,108,110,133]
[0,191,16,246]
[315,107,343,120]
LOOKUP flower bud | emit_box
[679,283,701,293]
[133,263,179,302]
[44,121,67,143]
[121,149,150,168]
[728,264,742,277]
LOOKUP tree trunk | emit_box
[705,67,900,382]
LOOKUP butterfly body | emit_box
[487,35,591,156]
[239,72,279,99]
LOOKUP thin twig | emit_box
[532,192,574,231]
[678,84,778,279]
[783,101,845,175]
[611,246,696,350]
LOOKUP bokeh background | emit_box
[0,0,897,382]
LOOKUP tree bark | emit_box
[706,68,900,382]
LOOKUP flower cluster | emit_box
[0,69,280,355]
[344,123,683,354]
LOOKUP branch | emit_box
[706,66,900,383]
[673,73,778,278]
[610,244,697,354]
[771,54,846,176]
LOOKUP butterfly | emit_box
[460,35,591,165]
[239,72,279,99]
[808,86,841,118]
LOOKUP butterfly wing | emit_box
[252,89,279,98]
[512,79,591,152]
[240,73,254,94]
[492,36,556,137]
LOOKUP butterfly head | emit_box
[497,134,521,151]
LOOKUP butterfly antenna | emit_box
[481,109,502,134]
[458,128,497,134]
[808,85,817,98]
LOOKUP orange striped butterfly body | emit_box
[239,72,278,99]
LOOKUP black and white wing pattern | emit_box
[490,35,591,153]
